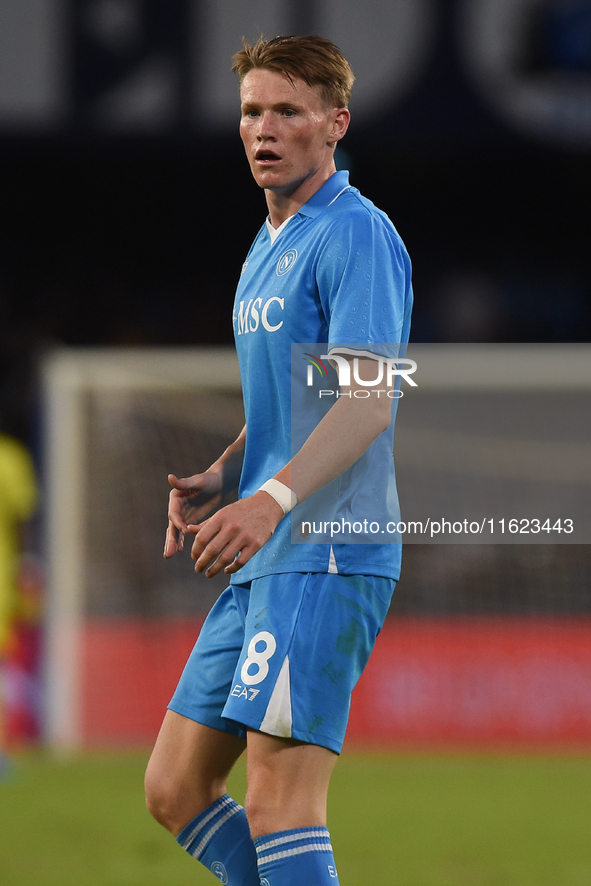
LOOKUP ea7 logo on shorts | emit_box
[276,248,298,276]
[230,684,260,701]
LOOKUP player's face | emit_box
[239,68,349,200]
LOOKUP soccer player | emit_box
[145,35,413,885]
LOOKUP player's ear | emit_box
[329,107,350,145]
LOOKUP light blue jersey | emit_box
[232,170,413,581]
[169,171,413,752]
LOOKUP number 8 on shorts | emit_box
[240,631,277,686]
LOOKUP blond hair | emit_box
[232,35,355,109]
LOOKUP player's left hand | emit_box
[188,490,285,577]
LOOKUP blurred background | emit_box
[1,1,590,883]
[2,0,591,370]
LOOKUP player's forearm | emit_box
[274,395,391,504]
[207,424,247,495]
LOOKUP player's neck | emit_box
[265,163,337,228]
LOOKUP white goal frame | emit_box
[41,344,590,749]
[42,347,241,749]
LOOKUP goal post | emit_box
[40,344,591,749]
[42,347,242,749]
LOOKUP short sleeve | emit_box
[315,205,412,346]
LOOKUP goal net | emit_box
[42,348,244,747]
[41,344,591,749]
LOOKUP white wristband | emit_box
[258,479,298,515]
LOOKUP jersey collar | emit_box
[297,170,351,219]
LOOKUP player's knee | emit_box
[145,761,228,836]
[245,782,293,839]
[144,768,177,831]
[244,759,331,839]
[144,764,194,834]
[244,789,272,838]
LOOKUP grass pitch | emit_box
[1,750,590,885]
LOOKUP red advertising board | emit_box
[79,617,591,748]
[347,618,591,747]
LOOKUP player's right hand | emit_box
[164,472,224,559]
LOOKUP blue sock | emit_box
[176,794,259,884]
[255,827,340,885]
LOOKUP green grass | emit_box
[1,750,590,885]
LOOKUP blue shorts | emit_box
[168,572,394,754]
